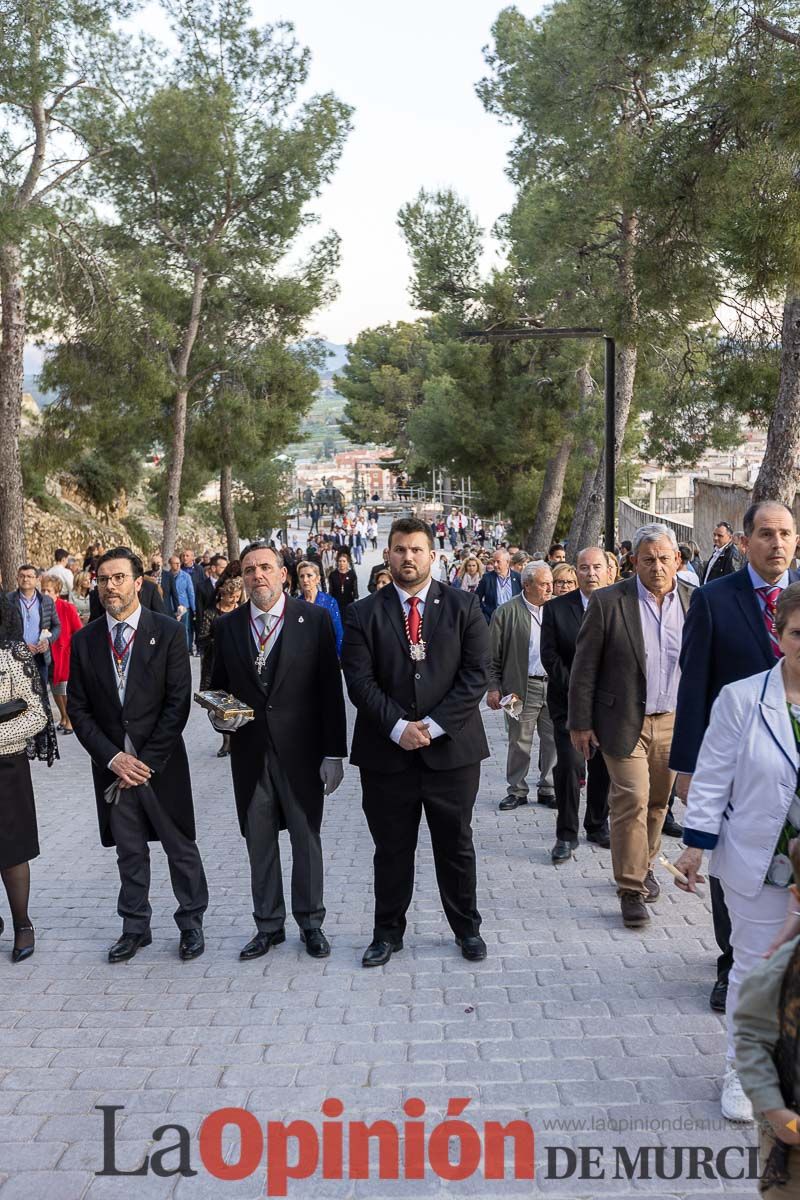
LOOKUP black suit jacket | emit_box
[211,597,347,835]
[540,588,587,726]
[568,575,694,759]
[341,579,490,774]
[670,565,800,773]
[67,607,195,848]
[89,576,166,622]
[194,574,216,623]
[702,541,742,584]
[476,570,522,624]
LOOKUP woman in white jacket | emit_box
[676,581,800,1123]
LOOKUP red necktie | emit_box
[757,586,782,659]
[407,596,421,644]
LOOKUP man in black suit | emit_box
[68,547,208,963]
[671,500,799,1010]
[342,516,490,967]
[210,542,347,961]
[475,548,522,624]
[541,546,611,863]
[702,521,742,584]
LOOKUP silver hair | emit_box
[632,523,679,554]
[521,560,553,585]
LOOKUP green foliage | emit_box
[121,515,152,554]
[337,322,436,453]
[397,189,484,314]
[69,453,128,510]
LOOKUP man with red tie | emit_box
[342,517,490,967]
[670,501,800,1012]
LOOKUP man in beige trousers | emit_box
[568,524,693,928]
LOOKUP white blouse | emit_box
[0,644,48,756]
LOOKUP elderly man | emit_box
[541,547,611,862]
[569,524,694,928]
[488,561,557,812]
[476,548,523,625]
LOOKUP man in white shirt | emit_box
[47,548,74,598]
[487,562,557,811]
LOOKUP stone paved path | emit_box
[0,543,757,1198]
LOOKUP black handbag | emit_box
[0,699,27,724]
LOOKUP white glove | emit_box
[319,759,344,795]
[207,709,250,734]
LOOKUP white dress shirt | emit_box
[389,581,446,745]
[249,592,286,658]
[523,598,547,677]
[106,603,143,703]
[579,590,590,612]
[106,604,143,769]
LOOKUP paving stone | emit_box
[0,541,742,1197]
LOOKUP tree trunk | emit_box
[752,285,800,505]
[220,463,239,559]
[567,449,600,562]
[161,265,206,560]
[0,243,27,587]
[524,433,574,553]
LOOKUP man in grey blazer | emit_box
[568,524,694,929]
[488,561,556,811]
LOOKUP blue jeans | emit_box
[181,612,193,650]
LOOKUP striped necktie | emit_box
[757,587,782,659]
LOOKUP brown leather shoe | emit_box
[619,891,650,928]
[644,869,660,903]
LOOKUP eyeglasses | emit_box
[97,573,134,587]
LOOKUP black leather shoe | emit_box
[455,935,487,961]
[709,979,728,1012]
[586,828,611,848]
[179,929,205,961]
[300,928,330,958]
[662,813,684,838]
[551,839,577,863]
[537,791,557,808]
[108,931,152,963]
[498,795,527,811]
[240,929,286,960]
[362,938,403,968]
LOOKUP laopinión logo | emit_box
[97,1098,535,1195]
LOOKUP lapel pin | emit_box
[298,616,304,623]
[433,598,440,604]
[150,638,156,645]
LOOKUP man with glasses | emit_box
[68,547,208,963]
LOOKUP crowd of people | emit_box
[5,500,800,1172]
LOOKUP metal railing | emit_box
[618,498,693,545]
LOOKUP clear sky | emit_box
[251,0,545,346]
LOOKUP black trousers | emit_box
[553,718,609,843]
[108,786,208,935]
[245,751,324,933]
[360,760,481,942]
[711,876,733,986]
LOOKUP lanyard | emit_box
[107,628,136,682]
[250,610,285,652]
